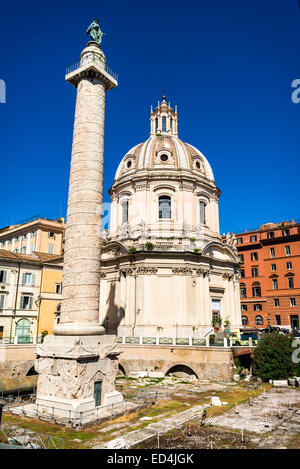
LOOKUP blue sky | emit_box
[0,0,299,234]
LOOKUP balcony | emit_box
[66,53,118,82]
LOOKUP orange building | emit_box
[230,220,300,330]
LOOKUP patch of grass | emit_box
[2,414,97,449]
[204,383,272,419]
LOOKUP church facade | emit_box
[99,96,242,341]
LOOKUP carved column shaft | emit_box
[54,77,105,335]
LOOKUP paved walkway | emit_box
[93,404,210,449]
[257,409,300,449]
[213,388,300,449]
[213,388,300,434]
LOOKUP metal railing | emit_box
[119,336,226,347]
[118,336,256,348]
[0,427,64,449]
[66,53,118,81]
[0,387,36,404]
[0,336,42,345]
[15,397,153,428]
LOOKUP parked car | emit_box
[231,329,259,346]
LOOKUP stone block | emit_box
[103,390,123,406]
[147,371,164,378]
[272,380,288,388]
[129,371,147,378]
[211,396,222,406]
[106,437,126,449]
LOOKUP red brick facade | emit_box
[228,220,300,329]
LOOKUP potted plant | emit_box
[209,334,215,345]
[212,315,222,330]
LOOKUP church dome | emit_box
[113,95,214,184]
[114,135,214,182]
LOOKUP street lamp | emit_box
[267,314,271,333]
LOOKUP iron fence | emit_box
[119,336,255,348]
[0,336,43,345]
[14,397,153,428]
[0,387,36,407]
[0,427,64,449]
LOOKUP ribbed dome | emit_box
[114,135,214,182]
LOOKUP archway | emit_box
[166,364,198,379]
[117,364,126,376]
[26,366,38,376]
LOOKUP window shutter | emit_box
[2,271,7,283]
[22,273,26,285]
[0,295,4,308]
[29,297,33,309]
[20,297,24,309]
[31,274,35,286]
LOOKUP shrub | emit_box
[145,242,154,251]
[253,333,295,381]
[128,247,137,254]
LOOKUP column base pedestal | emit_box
[34,334,123,420]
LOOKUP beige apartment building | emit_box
[0,217,65,256]
[0,250,62,343]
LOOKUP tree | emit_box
[253,333,295,381]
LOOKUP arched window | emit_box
[55,303,61,325]
[121,200,129,224]
[199,201,206,225]
[240,283,247,298]
[15,318,31,343]
[162,116,167,133]
[252,282,261,298]
[242,316,248,326]
[255,315,263,325]
[158,196,171,219]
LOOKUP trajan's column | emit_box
[34,20,123,419]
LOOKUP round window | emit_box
[160,154,169,162]
[127,160,132,168]
[195,161,201,169]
